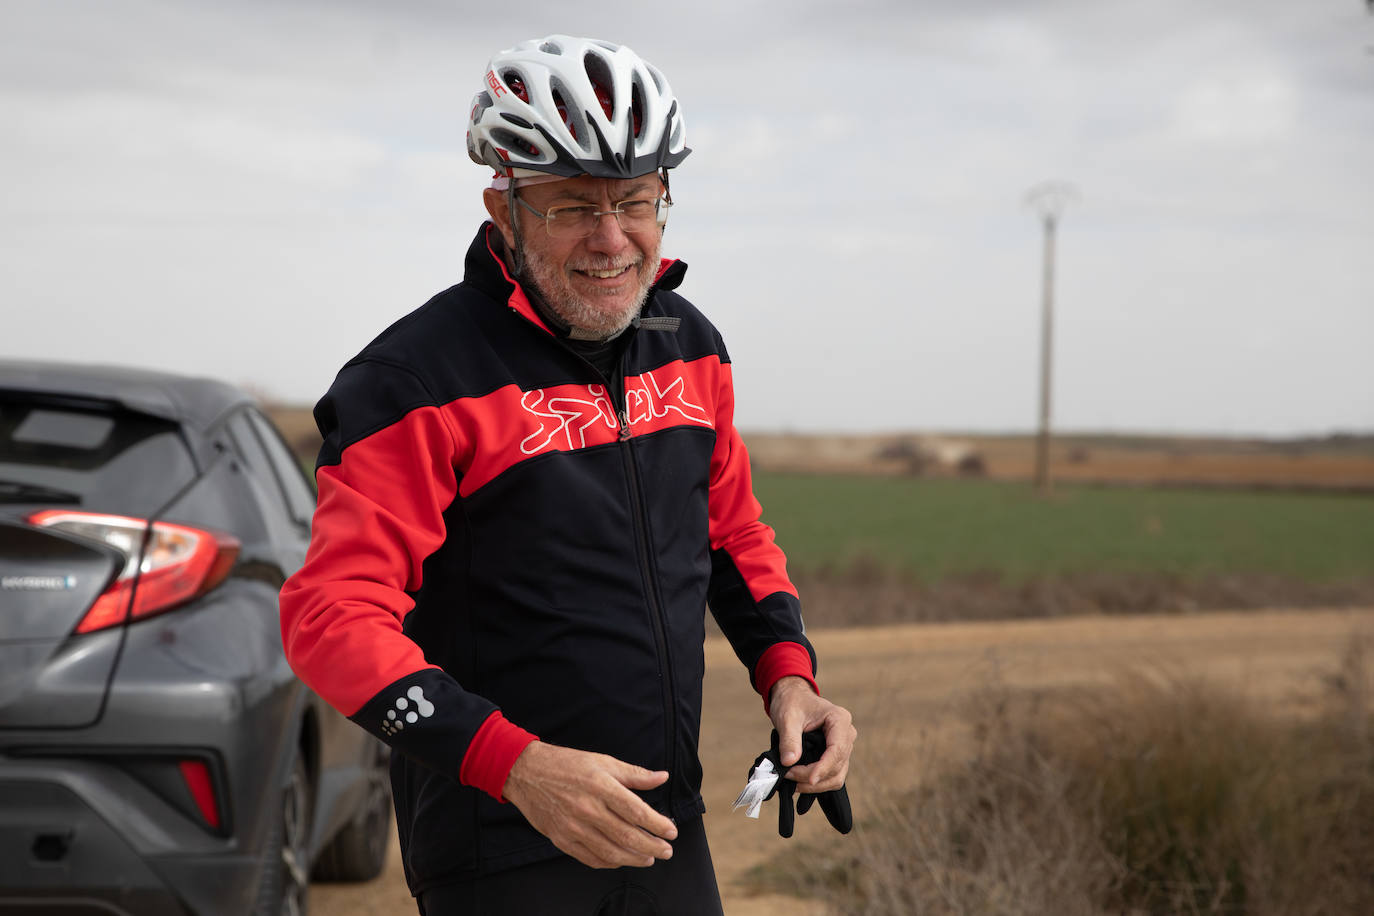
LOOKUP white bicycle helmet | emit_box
[466,35,690,180]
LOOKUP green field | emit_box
[753,472,1374,583]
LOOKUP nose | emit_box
[583,205,633,255]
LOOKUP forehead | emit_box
[522,174,661,204]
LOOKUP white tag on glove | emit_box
[731,758,780,819]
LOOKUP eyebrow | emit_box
[548,181,657,205]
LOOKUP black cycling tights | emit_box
[416,816,725,916]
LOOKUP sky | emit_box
[3,0,1372,436]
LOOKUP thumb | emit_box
[777,720,803,768]
[613,762,670,790]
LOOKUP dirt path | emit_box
[313,607,1373,915]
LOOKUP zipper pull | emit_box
[619,410,633,441]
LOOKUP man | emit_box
[279,35,855,914]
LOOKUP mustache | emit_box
[568,256,643,272]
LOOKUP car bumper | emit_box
[0,763,265,916]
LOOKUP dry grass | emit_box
[746,636,1374,915]
[789,568,1374,629]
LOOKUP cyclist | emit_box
[280,34,855,914]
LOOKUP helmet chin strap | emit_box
[505,182,526,276]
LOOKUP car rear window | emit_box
[0,396,196,517]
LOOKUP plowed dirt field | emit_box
[313,607,1373,915]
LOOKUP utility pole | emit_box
[1025,181,1076,496]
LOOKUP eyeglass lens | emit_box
[546,199,664,238]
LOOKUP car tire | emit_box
[312,742,392,882]
[256,750,312,916]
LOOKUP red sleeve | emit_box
[703,356,817,707]
[280,404,459,715]
[460,712,540,801]
[706,362,796,602]
[754,642,820,715]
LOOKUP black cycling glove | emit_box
[746,728,853,838]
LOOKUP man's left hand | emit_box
[767,676,856,793]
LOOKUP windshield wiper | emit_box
[0,479,82,504]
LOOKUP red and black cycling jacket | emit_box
[279,223,817,888]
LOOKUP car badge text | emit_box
[1,575,76,591]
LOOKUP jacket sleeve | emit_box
[278,360,535,800]
[704,355,819,711]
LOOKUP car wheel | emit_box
[256,750,312,916]
[312,741,392,882]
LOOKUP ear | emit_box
[483,188,517,249]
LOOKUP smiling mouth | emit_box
[575,265,635,280]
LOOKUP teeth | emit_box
[583,266,629,279]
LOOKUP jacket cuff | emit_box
[459,711,539,801]
[753,641,819,715]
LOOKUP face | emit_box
[485,175,664,338]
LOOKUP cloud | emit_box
[3,91,388,220]
[2,0,1371,434]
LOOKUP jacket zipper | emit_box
[559,339,680,816]
[616,405,679,816]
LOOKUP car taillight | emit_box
[26,511,240,633]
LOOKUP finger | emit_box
[603,800,677,855]
[616,765,670,792]
[570,833,653,870]
[563,801,666,868]
[796,716,856,788]
[599,787,677,854]
[552,820,626,870]
[574,818,665,873]
[777,782,796,838]
[606,804,676,860]
[596,814,674,864]
[820,788,853,834]
[784,762,828,791]
[604,766,678,842]
[775,709,805,767]
[786,744,847,793]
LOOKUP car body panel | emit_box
[0,522,122,726]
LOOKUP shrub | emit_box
[746,638,1374,915]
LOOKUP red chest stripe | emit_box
[623,363,714,434]
[450,357,721,498]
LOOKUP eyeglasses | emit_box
[514,194,671,239]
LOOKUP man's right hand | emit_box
[501,740,678,869]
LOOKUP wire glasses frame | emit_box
[514,194,672,239]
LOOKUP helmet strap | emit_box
[505,182,526,276]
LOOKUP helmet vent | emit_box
[539,40,564,55]
[550,78,591,151]
[501,70,530,103]
[629,80,646,138]
[491,127,542,160]
[582,51,616,119]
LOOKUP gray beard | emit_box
[516,243,656,340]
